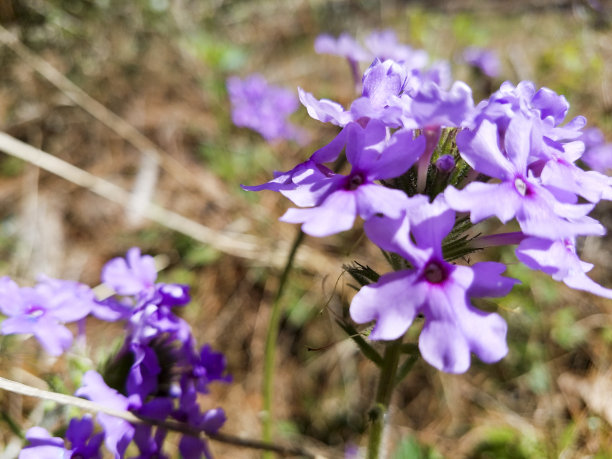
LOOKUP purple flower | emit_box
[20,417,104,459]
[174,385,226,459]
[351,198,517,373]
[472,81,585,146]
[538,141,612,203]
[0,276,96,356]
[19,427,66,459]
[280,123,425,236]
[436,154,455,173]
[364,30,428,68]
[516,236,612,299]
[463,47,501,78]
[127,342,161,402]
[298,87,354,127]
[445,115,604,239]
[102,247,157,298]
[241,121,386,206]
[397,80,475,130]
[580,127,612,173]
[76,371,135,458]
[227,74,308,144]
[348,59,406,126]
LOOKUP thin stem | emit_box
[367,338,403,459]
[262,228,306,456]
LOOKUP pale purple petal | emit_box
[403,81,475,129]
[461,308,508,364]
[468,262,520,297]
[355,184,410,220]
[531,87,569,125]
[503,114,532,172]
[445,181,521,224]
[456,119,514,179]
[407,196,455,253]
[280,191,357,237]
[19,427,66,459]
[102,247,157,296]
[541,159,612,203]
[310,127,349,163]
[365,130,425,179]
[76,371,135,458]
[419,318,471,374]
[350,270,424,340]
[517,237,612,299]
[298,87,352,126]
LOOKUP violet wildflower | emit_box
[242,120,384,207]
[351,198,517,373]
[227,74,308,144]
[398,80,475,130]
[86,248,231,457]
[102,246,157,298]
[516,236,612,299]
[280,122,425,236]
[580,127,612,173]
[76,370,136,458]
[462,47,501,78]
[436,154,455,173]
[364,30,428,67]
[444,115,604,239]
[0,276,97,356]
[20,417,104,459]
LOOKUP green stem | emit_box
[262,228,305,457]
[367,338,403,459]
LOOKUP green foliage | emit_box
[393,435,443,459]
[526,361,551,395]
[467,426,543,459]
[551,307,587,350]
[183,32,247,73]
[0,157,25,177]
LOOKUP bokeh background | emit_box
[1,0,612,457]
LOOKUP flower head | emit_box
[280,122,425,236]
[0,276,96,356]
[227,74,308,144]
[19,417,104,459]
[351,198,517,373]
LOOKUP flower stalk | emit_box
[262,228,306,457]
[367,337,403,459]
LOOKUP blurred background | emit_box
[0,0,612,457]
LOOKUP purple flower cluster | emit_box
[227,74,309,144]
[11,248,230,458]
[243,31,612,373]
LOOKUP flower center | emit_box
[514,177,528,196]
[346,173,364,190]
[424,261,446,284]
[26,305,45,319]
